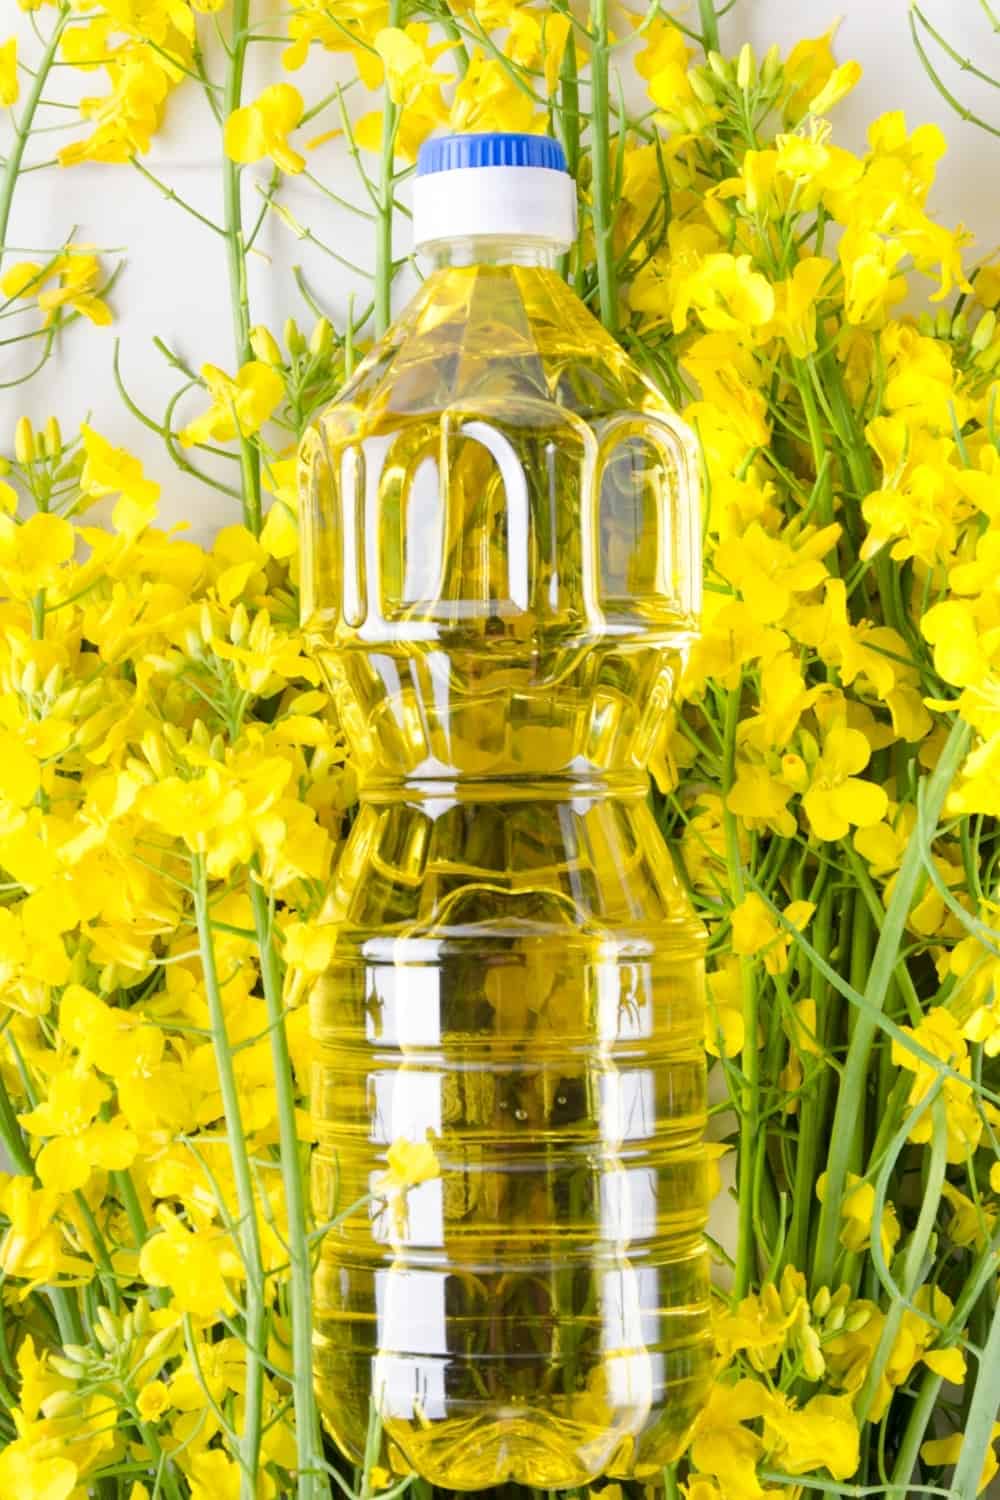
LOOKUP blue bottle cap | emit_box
[416,132,568,177]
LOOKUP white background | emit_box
[3,0,1000,537]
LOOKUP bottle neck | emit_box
[428,236,560,270]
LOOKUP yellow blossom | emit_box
[731,894,814,977]
[79,425,159,535]
[225,83,306,174]
[179,361,285,447]
[920,1426,1000,1494]
[139,1206,244,1317]
[18,1070,138,1191]
[802,725,888,841]
[1,250,112,327]
[892,1007,982,1162]
[0,38,18,107]
[381,1136,440,1190]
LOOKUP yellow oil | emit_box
[299,246,711,1491]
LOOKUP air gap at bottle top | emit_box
[298,130,711,1491]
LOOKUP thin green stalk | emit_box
[250,872,327,1500]
[375,0,402,337]
[194,855,265,1499]
[721,678,760,1299]
[0,5,69,273]
[951,1291,1000,1497]
[811,716,970,1288]
[696,0,721,53]
[221,0,263,534]
[785,886,833,1277]
[588,0,617,333]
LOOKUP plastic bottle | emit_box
[299,131,711,1491]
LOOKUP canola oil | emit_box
[299,132,711,1491]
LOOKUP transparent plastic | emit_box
[299,236,711,1490]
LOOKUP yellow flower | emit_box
[922,600,992,688]
[0,512,75,600]
[715,522,839,626]
[705,956,746,1057]
[138,1206,244,1317]
[1,250,112,327]
[762,1391,860,1480]
[449,50,538,135]
[224,83,306,174]
[839,227,907,326]
[816,1170,900,1259]
[136,1380,170,1422]
[672,252,775,337]
[892,1007,982,1163]
[188,1448,245,1500]
[802,726,888,841]
[808,60,862,116]
[382,1137,439,1190]
[79,424,159,536]
[179,360,284,447]
[920,1426,1000,1494]
[782,23,841,123]
[0,38,18,107]
[59,45,177,166]
[726,759,798,838]
[0,1436,77,1500]
[18,1070,138,1191]
[731,894,814,977]
[0,1177,90,1290]
[372,25,453,106]
[767,256,833,356]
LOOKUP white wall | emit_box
[2,0,998,537]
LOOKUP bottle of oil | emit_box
[299,131,710,1491]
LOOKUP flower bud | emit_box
[689,67,719,105]
[14,416,35,465]
[21,661,39,697]
[309,316,334,359]
[760,43,782,88]
[43,416,62,457]
[737,43,756,91]
[826,1305,846,1333]
[844,1306,873,1332]
[250,325,283,366]
[936,308,952,338]
[951,312,968,341]
[230,602,249,645]
[284,317,306,356]
[43,663,62,699]
[972,310,996,353]
[199,601,214,646]
[812,1285,831,1318]
[707,50,732,83]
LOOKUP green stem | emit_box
[722,679,759,1299]
[589,0,617,333]
[811,716,970,1288]
[375,0,402,338]
[0,6,69,273]
[221,0,262,534]
[785,886,833,1279]
[250,872,327,1500]
[951,1290,1000,1497]
[696,0,721,53]
[194,856,265,1499]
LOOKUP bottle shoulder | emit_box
[319,265,689,437]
